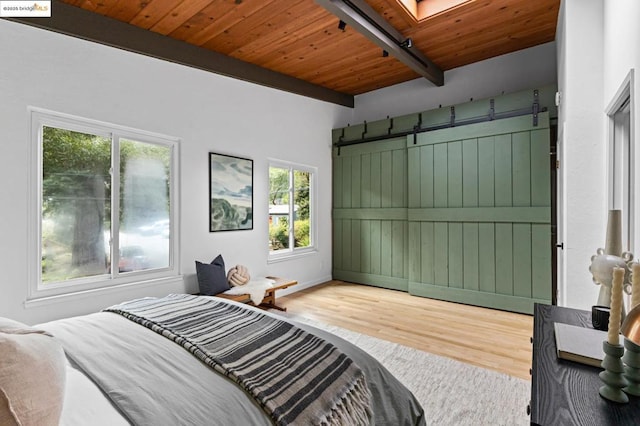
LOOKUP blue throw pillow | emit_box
[195,254,229,296]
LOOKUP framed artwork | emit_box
[209,152,253,232]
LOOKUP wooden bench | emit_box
[215,276,297,311]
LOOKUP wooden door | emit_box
[332,137,408,291]
[407,112,552,313]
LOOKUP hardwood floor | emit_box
[279,280,534,381]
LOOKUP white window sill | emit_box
[267,248,318,264]
[24,275,184,309]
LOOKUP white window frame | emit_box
[27,108,181,303]
[268,159,317,262]
[606,69,635,254]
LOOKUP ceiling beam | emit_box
[316,0,444,87]
[3,1,354,108]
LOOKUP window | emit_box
[30,109,179,299]
[268,161,316,259]
[610,97,632,250]
[394,0,473,22]
[607,70,635,253]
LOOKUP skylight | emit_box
[395,0,474,22]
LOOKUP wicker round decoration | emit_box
[227,265,250,286]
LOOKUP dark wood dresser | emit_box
[530,303,640,425]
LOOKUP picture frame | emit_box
[209,152,253,232]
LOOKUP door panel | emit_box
[407,112,552,313]
[332,112,552,313]
[332,138,408,291]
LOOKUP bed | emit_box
[0,294,425,425]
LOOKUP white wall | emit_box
[340,41,557,127]
[0,19,348,324]
[556,0,640,311]
[555,0,605,310]
[603,1,640,257]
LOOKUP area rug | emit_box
[292,316,531,426]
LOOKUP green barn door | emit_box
[332,137,408,291]
[407,112,552,314]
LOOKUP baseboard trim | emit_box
[275,274,333,297]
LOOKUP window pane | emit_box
[269,167,290,250]
[41,126,111,283]
[293,170,311,248]
[119,139,171,272]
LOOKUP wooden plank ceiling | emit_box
[60,0,559,96]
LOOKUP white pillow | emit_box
[0,318,66,426]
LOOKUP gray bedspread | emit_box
[41,298,425,426]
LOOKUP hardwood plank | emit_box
[414,3,557,49]
[315,57,408,89]
[414,5,557,48]
[202,0,309,55]
[367,0,416,31]
[129,0,180,30]
[76,0,138,20]
[280,281,534,380]
[228,6,332,63]
[182,1,275,46]
[149,0,214,36]
[320,59,416,95]
[240,17,358,68]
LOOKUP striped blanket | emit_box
[105,294,372,425]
